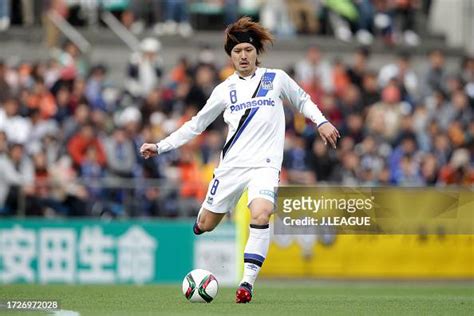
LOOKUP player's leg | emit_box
[236,167,279,303]
[193,208,226,234]
[236,198,273,303]
[194,167,247,235]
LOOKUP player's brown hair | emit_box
[224,17,274,65]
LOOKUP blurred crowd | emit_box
[0,38,473,218]
[285,47,473,187]
[1,0,432,46]
[0,1,473,218]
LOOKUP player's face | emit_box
[231,43,257,77]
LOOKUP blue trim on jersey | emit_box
[317,121,329,128]
[244,253,265,263]
[226,107,259,153]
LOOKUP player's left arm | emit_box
[279,70,340,148]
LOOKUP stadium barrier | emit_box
[0,219,237,285]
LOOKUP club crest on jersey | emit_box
[256,72,276,97]
[261,79,273,91]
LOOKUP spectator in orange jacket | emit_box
[67,123,106,171]
[27,79,57,120]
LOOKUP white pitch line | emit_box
[50,309,81,316]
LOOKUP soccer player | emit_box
[140,17,339,303]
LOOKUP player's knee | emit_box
[198,217,217,232]
[199,222,217,232]
[251,208,272,225]
[250,199,274,225]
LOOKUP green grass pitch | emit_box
[1,281,472,315]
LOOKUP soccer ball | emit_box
[182,269,219,303]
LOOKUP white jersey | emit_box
[156,67,327,171]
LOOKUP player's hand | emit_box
[317,122,340,149]
[140,143,159,159]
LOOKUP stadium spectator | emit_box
[177,142,207,216]
[155,0,193,37]
[366,83,408,142]
[41,130,61,167]
[286,0,318,34]
[294,45,333,93]
[31,150,49,203]
[392,153,424,186]
[420,153,439,185]
[0,143,35,215]
[360,71,381,109]
[317,94,343,129]
[84,64,108,112]
[378,52,418,101]
[43,0,69,49]
[332,58,351,98]
[346,47,371,90]
[185,63,218,110]
[28,79,57,120]
[342,113,365,144]
[62,102,89,141]
[223,0,239,26]
[64,41,87,76]
[354,0,376,45]
[449,90,473,129]
[54,85,72,123]
[393,0,421,46]
[423,49,447,97]
[332,151,361,185]
[67,123,106,171]
[308,138,337,182]
[325,0,359,42]
[0,97,31,144]
[260,0,295,36]
[126,37,163,98]
[27,108,59,155]
[0,130,7,155]
[0,60,11,102]
[357,135,387,178]
[461,55,474,100]
[388,134,418,177]
[283,133,315,185]
[0,0,10,32]
[337,84,363,116]
[438,148,474,185]
[128,0,162,33]
[431,133,451,167]
[104,127,137,178]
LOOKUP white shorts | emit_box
[202,167,280,214]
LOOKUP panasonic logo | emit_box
[230,98,275,112]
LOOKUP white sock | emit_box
[241,224,270,287]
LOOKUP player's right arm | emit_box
[140,87,225,159]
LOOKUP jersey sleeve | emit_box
[156,86,226,154]
[279,70,328,126]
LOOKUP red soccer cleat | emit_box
[235,282,253,303]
